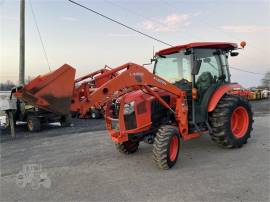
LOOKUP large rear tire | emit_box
[209,95,253,148]
[152,125,180,169]
[115,140,139,154]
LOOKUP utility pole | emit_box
[19,0,25,85]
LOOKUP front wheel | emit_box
[152,125,180,170]
[209,95,253,148]
[115,140,139,154]
[90,109,102,119]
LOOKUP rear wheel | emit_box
[209,95,253,148]
[153,125,180,169]
[115,140,139,154]
[27,116,41,132]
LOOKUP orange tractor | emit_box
[230,88,251,100]
[75,42,253,169]
[70,65,115,118]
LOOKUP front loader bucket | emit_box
[14,64,76,115]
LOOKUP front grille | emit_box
[124,112,137,130]
[137,101,147,115]
[111,118,119,130]
[151,96,170,126]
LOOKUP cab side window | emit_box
[194,49,222,93]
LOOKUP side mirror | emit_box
[230,52,239,57]
[143,58,156,66]
[151,58,157,63]
[192,60,202,75]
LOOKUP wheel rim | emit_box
[169,136,179,161]
[231,106,249,138]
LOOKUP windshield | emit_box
[154,51,192,83]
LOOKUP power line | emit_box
[68,0,267,76]
[29,0,51,71]
[163,0,268,60]
[104,0,172,33]
[161,1,269,76]
[230,67,265,75]
[67,0,173,47]
[104,0,208,42]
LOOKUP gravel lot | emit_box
[0,99,269,201]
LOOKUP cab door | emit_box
[193,48,228,123]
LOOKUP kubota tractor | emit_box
[78,42,253,169]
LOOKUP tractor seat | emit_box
[196,72,214,97]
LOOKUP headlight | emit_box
[123,101,135,115]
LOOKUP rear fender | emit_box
[208,83,241,112]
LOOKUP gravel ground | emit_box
[0,99,269,201]
[250,98,270,117]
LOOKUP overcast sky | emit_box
[1,0,270,87]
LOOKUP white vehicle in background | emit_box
[0,91,16,129]
[262,89,270,99]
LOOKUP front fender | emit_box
[208,83,241,112]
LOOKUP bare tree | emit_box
[261,71,270,89]
[0,80,16,91]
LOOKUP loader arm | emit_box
[70,65,116,114]
[79,62,189,137]
[74,65,112,83]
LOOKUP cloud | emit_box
[192,11,202,17]
[220,25,270,33]
[60,17,78,22]
[142,14,190,32]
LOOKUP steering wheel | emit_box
[175,78,190,85]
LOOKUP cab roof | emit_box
[155,42,238,56]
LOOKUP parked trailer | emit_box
[7,64,76,132]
